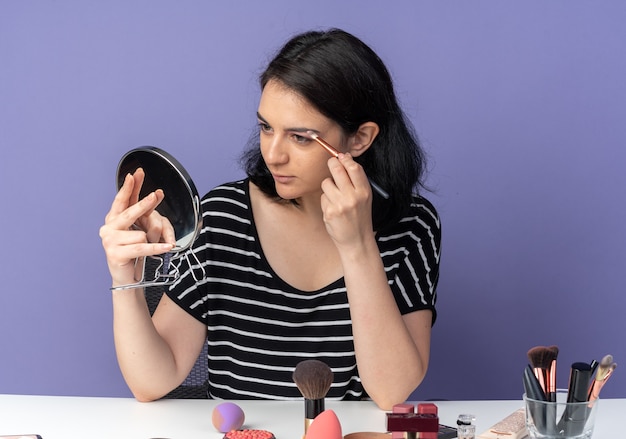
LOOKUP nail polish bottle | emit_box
[457,414,476,439]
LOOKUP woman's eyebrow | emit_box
[256,112,270,125]
[256,112,317,134]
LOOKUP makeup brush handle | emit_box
[524,365,548,435]
[557,363,592,436]
[368,178,389,199]
[524,365,547,401]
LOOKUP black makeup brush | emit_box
[523,364,547,401]
[527,345,559,402]
[559,362,593,436]
[292,359,334,437]
[523,364,547,434]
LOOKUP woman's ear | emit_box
[348,122,380,157]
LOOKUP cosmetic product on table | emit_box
[527,345,559,402]
[522,347,615,438]
[523,363,548,434]
[304,409,342,439]
[386,403,439,439]
[417,404,439,439]
[292,359,334,438]
[343,433,390,439]
[387,403,440,439]
[558,362,593,436]
[212,402,245,433]
[391,403,416,439]
[456,414,476,439]
[223,430,275,439]
[524,389,599,439]
[477,408,527,439]
[348,401,456,439]
[526,345,559,436]
[587,354,616,403]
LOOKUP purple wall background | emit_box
[1,1,624,401]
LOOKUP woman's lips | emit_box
[272,174,294,184]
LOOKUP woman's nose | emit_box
[264,135,288,164]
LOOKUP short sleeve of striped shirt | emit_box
[376,196,441,324]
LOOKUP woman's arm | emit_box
[112,290,206,401]
[322,154,435,410]
[340,237,432,410]
[100,169,206,401]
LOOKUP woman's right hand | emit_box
[99,168,176,288]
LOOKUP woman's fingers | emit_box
[129,167,145,206]
[321,153,375,246]
[100,222,174,266]
[159,214,176,245]
[100,168,176,286]
[107,173,135,218]
[324,153,372,200]
[107,168,150,222]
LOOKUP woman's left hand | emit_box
[320,153,374,247]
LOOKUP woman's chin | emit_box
[273,182,299,200]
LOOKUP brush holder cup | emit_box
[523,390,599,439]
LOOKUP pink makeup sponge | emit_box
[212,402,245,433]
[305,409,342,439]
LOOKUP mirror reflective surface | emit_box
[112,146,203,290]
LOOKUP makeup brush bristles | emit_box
[527,345,559,401]
[588,355,617,402]
[293,359,334,401]
[595,354,613,380]
[527,345,559,369]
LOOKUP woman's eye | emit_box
[258,122,272,133]
[292,133,311,144]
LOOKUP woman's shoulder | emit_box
[409,194,440,228]
[378,194,441,241]
[199,179,252,220]
[202,178,249,200]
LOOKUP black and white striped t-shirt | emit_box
[166,179,441,400]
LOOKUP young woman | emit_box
[100,28,441,410]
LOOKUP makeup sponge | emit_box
[305,409,342,439]
[212,402,245,433]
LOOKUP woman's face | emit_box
[257,80,346,202]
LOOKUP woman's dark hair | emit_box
[241,28,427,230]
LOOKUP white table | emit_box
[0,394,622,439]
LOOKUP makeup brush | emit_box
[588,355,616,402]
[559,362,594,436]
[305,130,390,199]
[566,362,593,403]
[523,364,548,435]
[523,364,547,401]
[527,345,559,402]
[292,359,334,437]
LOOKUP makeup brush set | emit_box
[523,345,617,438]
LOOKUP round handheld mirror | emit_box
[112,146,203,290]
